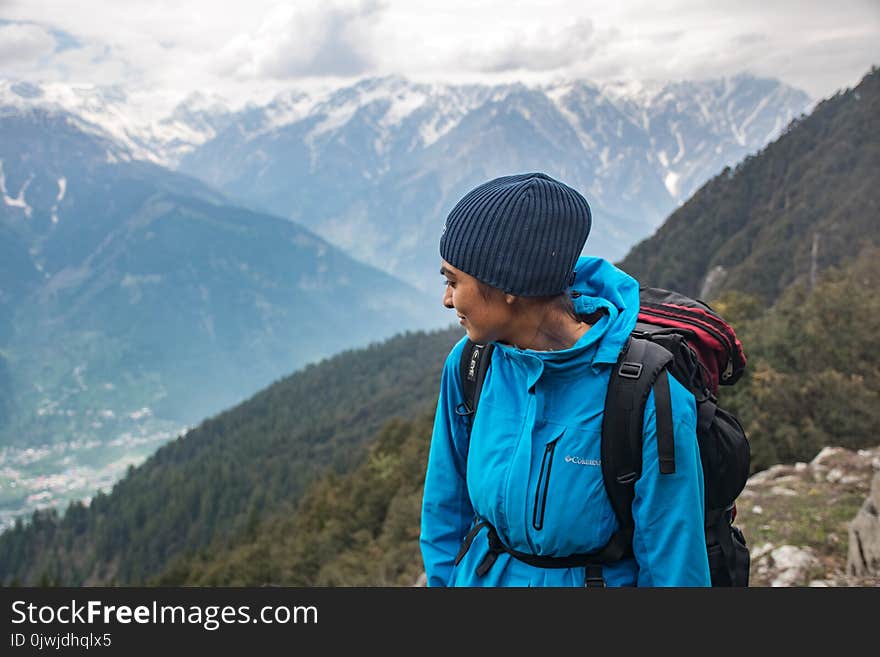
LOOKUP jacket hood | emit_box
[569,256,639,364]
[494,256,639,367]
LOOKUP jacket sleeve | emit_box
[631,376,711,586]
[419,339,475,587]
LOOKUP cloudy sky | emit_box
[1,0,878,114]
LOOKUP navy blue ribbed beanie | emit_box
[439,172,592,296]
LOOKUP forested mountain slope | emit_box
[618,67,879,304]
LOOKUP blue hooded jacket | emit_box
[419,257,711,586]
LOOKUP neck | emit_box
[508,300,590,351]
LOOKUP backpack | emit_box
[458,286,751,587]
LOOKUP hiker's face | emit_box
[441,260,513,344]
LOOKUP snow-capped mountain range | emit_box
[0,80,235,166]
[1,74,812,288]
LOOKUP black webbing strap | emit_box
[469,522,614,578]
[654,370,675,474]
[706,506,738,586]
[584,565,606,588]
[600,337,675,558]
[601,338,649,540]
[458,340,494,438]
[455,519,489,566]
[697,396,716,434]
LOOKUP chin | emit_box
[465,329,488,345]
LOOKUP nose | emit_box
[442,284,454,309]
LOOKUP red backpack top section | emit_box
[636,288,747,395]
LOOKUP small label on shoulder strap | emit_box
[467,347,481,382]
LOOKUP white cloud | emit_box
[0,22,56,68]
[459,19,606,73]
[214,1,384,79]
[0,0,877,113]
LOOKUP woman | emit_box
[419,172,710,586]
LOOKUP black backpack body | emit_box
[457,287,751,587]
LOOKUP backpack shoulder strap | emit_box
[599,336,676,558]
[458,340,494,436]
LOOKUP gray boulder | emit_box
[847,471,880,576]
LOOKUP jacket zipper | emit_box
[532,438,559,530]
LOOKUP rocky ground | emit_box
[735,445,880,587]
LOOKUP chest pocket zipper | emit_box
[532,437,560,530]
